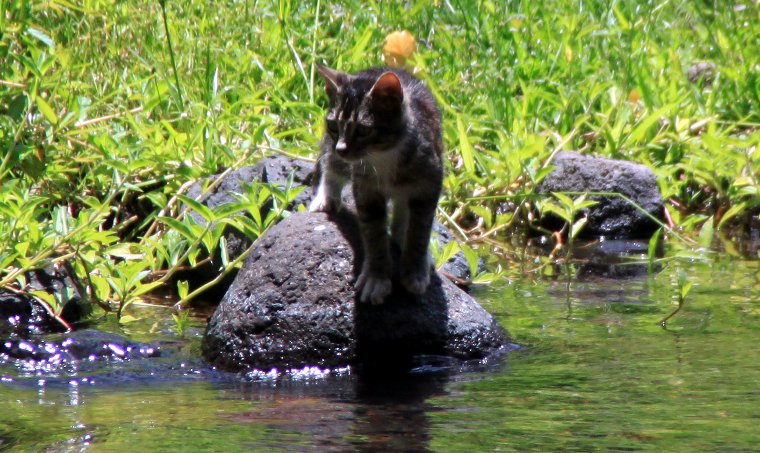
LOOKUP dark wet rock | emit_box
[573,238,660,278]
[0,265,95,337]
[0,329,159,366]
[432,221,483,281]
[0,289,69,336]
[186,155,315,215]
[202,211,508,372]
[185,155,316,263]
[179,155,315,297]
[537,151,665,239]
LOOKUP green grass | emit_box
[1,0,758,317]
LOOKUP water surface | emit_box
[1,258,758,451]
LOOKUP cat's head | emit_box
[317,66,405,161]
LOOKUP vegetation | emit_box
[1,0,757,321]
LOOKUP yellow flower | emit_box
[383,30,416,68]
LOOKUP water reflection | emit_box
[227,364,455,452]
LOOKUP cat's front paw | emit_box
[401,267,431,295]
[308,192,341,213]
[355,271,392,305]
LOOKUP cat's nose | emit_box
[335,138,348,156]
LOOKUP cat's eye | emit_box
[326,120,339,135]
[354,124,372,138]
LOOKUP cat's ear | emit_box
[368,71,403,111]
[317,65,347,99]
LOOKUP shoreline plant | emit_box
[1,0,757,322]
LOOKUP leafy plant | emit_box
[540,192,598,274]
[0,0,757,325]
[660,268,693,327]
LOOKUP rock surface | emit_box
[0,288,69,337]
[0,265,93,337]
[0,329,159,364]
[537,151,665,239]
[183,155,315,278]
[202,211,507,372]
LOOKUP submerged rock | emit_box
[1,329,160,370]
[537,151,665,239]
[202,211,507,372]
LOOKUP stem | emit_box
[308,0,321,104]
[159,0,184,110]
[660,298,684,328]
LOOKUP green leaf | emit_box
[680,281,693,300]
[30,290,57,311]
[159,216,197,241]
[130,281,164,298]
[35,95,58,125]
[219,235,230,267]
[118,314,140,324]
[470,205,493,228]
[106,243,143,260]
[698,216,714,248]
[628,105,670,144]
[460,243,480,279]
[570,216,588,239]
[178,195,215,223]
[348,27,374,64]
[552,192,574,209]
[177,280,189,299]
[532,165,556,184]
[647,228,662,274]
[26,27,56,48]
[54,206,70,235]
[456,115,475,173]
[718,203,747,229]
[542,201,573,224]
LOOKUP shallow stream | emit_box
[1,256,758,451]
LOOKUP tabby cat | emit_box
[309,65,444,305]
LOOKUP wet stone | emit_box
[537,151,665,239]
[202,211,508,372]
[0,329,160,370]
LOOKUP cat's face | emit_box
[318,66,405,161]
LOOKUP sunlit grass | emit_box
[0,0,757,318]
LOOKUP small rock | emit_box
[0,329,159,365]
[0,289,69,337]
[537,151,665,239]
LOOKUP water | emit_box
[1,258,758,451]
